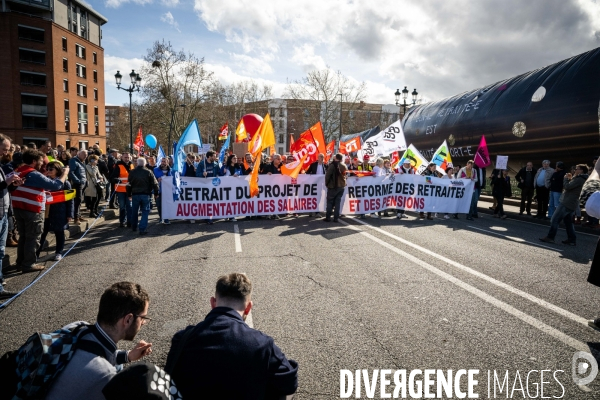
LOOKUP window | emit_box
[278,134,284,144]
[80,11,88,39]
[94,107,98,134]
[304,122,309,130]
[93,88,98,100]
[62,37,67,51]
[22,116,47,129]
[75,44,85,59]
[76,64,86,78]
[77,84,86,97]
[278,147,284,155]
[20,71,46,87]
[19,48,45,65]
[22,94,47,129]
[79,140,88,149]
[279,108,284,118]
[63,79,68,92]
[63,58,68,72]
[78,103,87,134]
[93,70,97,83]
[366,111,371,121]
[64,100,70,131]
[270,108,276,116]
[303,108,309,117]
[18,26,44,43]
[92,52,97,64]
[279,120,283,129]
[21,94,47,116]
[349,110,354,119]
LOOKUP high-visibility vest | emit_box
[358,164,372,172]
[115,164,132,193]
[11,166,45,213]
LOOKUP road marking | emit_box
[347,217,589,327]
[340,220,589,352]
[234,224,242,252]
[468,225,562,252]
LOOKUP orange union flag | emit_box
[339,136,361,155]
[325,140,335,162]
[290,129,318,168]
[308,122,327,156]
[281,152,308,179]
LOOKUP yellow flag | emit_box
[281,152,308,179]
[236,119,247,142]
[254,113,275,151]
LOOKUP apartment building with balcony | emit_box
[0,0,107,150]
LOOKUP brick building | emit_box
[0,0,107,150]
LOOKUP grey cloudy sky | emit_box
[101,0,600,105]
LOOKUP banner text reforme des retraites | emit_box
[161,174,474,220]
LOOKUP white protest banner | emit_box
[496,155,508,170]
[161,175,326,219]
[341,174,474,215]
[199,144,212,153]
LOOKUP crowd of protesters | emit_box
[0,131,596,297]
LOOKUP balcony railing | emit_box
[65,109,70,120]
[22,104,47,116]
[78,112,88,121]
[8,0,51,10]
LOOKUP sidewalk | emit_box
[476,195,598,235]
[2,203,117,272]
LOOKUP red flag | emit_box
[339,137,361,155]
[219,123,228,140]
[474,135,491,168]
[308,122,327,156]
[325,141,335,162]
[390,151,400,169]
[133,125,143,154]
[290,129,318,169]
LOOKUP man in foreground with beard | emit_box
[45,282,153,400]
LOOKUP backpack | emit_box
[0,323,107,400]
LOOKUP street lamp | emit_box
[114,69,142,153]
[168,104,186,155]
[394,86,418,119]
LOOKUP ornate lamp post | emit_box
[114,70,142,153]
[395,86,418,119]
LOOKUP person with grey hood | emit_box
[540,164,589,246]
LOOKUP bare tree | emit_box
[137,40,213,147]
[284,68,367,141]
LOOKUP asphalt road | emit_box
[0,210,599,399]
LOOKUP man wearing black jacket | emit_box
[126,158,159,235]
[306,154,327,217]
[515,161,535,215]
[548,161,567,219]
[107,149,118,208]
[165,273,298,399]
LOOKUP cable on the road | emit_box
[0,189,118,310]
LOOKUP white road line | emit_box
[468,225,562,252]
[340,221,589,352]
[347,218,589,327]
[234,224,242,253]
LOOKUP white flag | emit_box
[379,120,407,153]
[363,131,386,158]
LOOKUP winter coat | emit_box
[534,166,554,189]
[68,157,87,186]
[492,174,511,198]
[153,166,171,194]
[559,174,588,211]
[46,181,74,231]
[84,164,105,198]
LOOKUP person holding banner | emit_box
[396,160,414,219]
[325,153,347,222]
[196,151,223,179]
[456,161,478,220]
[222,154,244,177]
[153,157,171,225]
[420,163,438,220]
[374,158,390,218]
[37,161,73,261]
[441,166,458,219]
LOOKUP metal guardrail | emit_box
[78,112,88,121]
[21,104,47,116]
[481,178,522,198]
